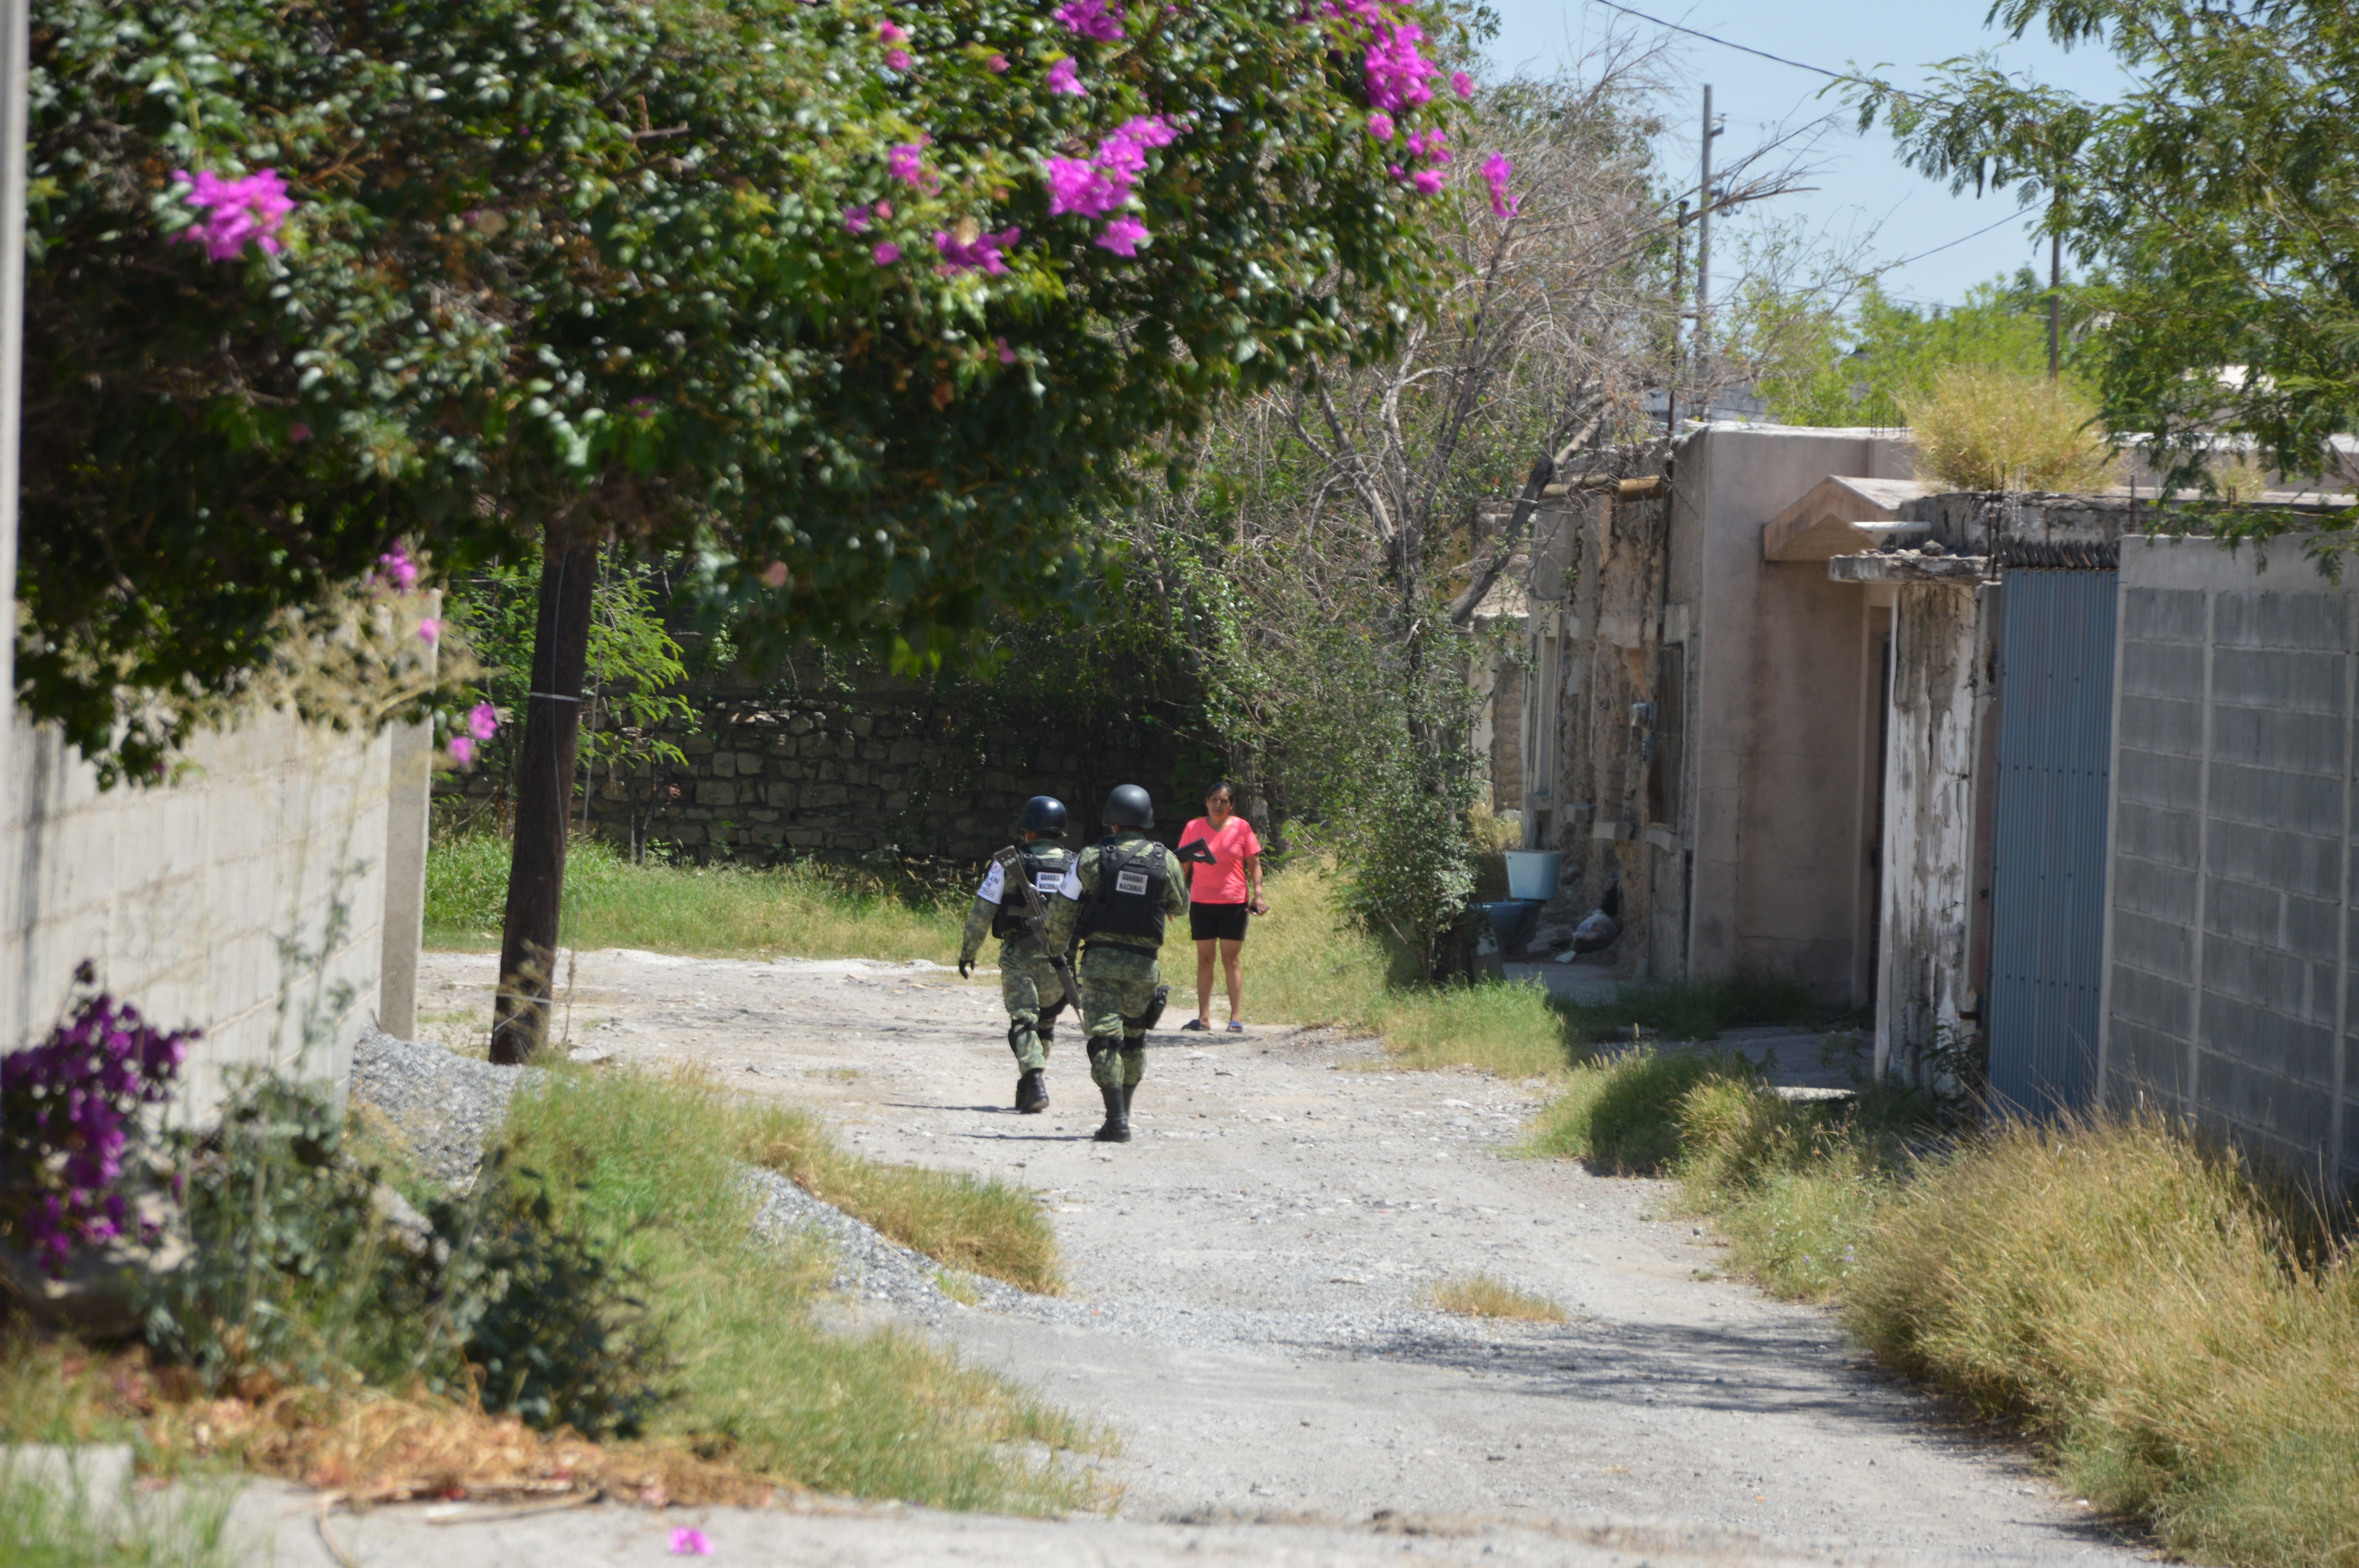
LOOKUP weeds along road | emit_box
[323,949,2158,1568]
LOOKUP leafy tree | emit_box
[32,0,1488,1057]
[1734,272,2098,428]
[1847,0,2359,503]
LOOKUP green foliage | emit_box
[442,551,696,802]
[1335,734,1485,980]
[1734,273,2094,429]
[145,1071,668,1439]
[1849,0,2359,510]
[26,0,1473,779]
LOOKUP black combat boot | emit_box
[1015,1069,1048,1114]
[1093,1081,1130,1143]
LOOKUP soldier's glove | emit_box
[958,958,973,979]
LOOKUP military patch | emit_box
[1116,868,1149,895]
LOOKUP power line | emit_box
[1583,0,1858,82]
[1872,210,2033,275]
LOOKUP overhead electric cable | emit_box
[1583,0,1857,82]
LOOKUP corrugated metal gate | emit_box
[1986,568,2119,1116]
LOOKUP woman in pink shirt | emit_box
[1177,780,1268,1033]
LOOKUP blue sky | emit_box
[1479,0,2135,310]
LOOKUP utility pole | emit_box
[1696,87,1725,397]
[2047,229,2063,382]
[1666,197,1687,437]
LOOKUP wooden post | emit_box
[489,526,601,1064]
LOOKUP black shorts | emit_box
[1189,901,1250,942]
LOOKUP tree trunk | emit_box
[489,523,601,1065]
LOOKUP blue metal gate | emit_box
[1986,569,2119,1116]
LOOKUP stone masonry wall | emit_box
[442,672,1201,866]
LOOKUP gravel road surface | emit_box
[279,947,2159,1568]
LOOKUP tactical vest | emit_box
[990,844,1076,941]
[1076,837,1170,946]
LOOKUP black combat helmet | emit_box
[1102,783,1154,830]
[1020,795,1068,837]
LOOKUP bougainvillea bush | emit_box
[0,964,196,1276]
[27,0,1492,780]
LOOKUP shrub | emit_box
[1520,1046,1757,1172]
[1903,365,2119,492]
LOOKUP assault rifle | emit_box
[991,846,1084,1013]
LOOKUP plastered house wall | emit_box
[1,711,418,1121]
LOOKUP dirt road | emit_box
[277,949,2155,1567]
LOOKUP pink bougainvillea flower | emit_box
[377,543,419,592]
[171,168,295,261]
[416,617,442,642]
[879,20,907,43]
[1387,163,1405,180]
[1451,70,1475,99]
[1046,116,1176,218]
[872,240,902,265]
[1367,111,1395,141]
[467,702,500,741]
[885,47,912,70]
[1046,56,1086,95]
[1054,0,1125,41]
[1361,22,1437,113]
[1407,127,1450,163]
[1412,167,1444,194]
[988,53,1010,71]
[761,560,790,588]
[995,336,1018,364]
[447,735,476,765]
[1095,215,1150,255]
[886,142,935,189]
[935,224,1021,276]
[1483,151,1519,218]
[290,422,313,443]
[669,1528,714,1557]
[841,204,873,234]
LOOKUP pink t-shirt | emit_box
[1178,815,1262,904]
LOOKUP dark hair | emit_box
[1203,779,1239,805]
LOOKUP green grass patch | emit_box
[742,1102,1063,1294]
[0,1460,240,1568]
[425,831,964,961]
[495,1065,1103,1509]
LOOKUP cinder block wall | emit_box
[1,713,399,1121]
[2101,538,2357,1192]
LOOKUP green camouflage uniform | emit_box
[957,849,1076,1073]
[1043,833,1189,1090]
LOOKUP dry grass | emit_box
[1846,1111,2359,1568]
[1425,1272,1568,1323]
[742,1101,1063,1295]
[1903,365,2119,493]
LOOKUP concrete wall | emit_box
[1677,425,1914,1002]
[2099,537,2358,1192]
[2,712,410,1121]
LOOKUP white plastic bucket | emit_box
[1502,850,1561,902]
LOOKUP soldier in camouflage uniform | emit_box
[958,796,1077,1115]
[1043,784,1190,1143]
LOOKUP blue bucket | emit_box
[1502,850,1561,902]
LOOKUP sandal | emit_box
[1180,1018,1210,1032]
[1226,1020,1247,1032]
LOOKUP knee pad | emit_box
[1038,995,1068,1027]
[1006,1018,1035,1053]
[1125,984,1171,1033]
